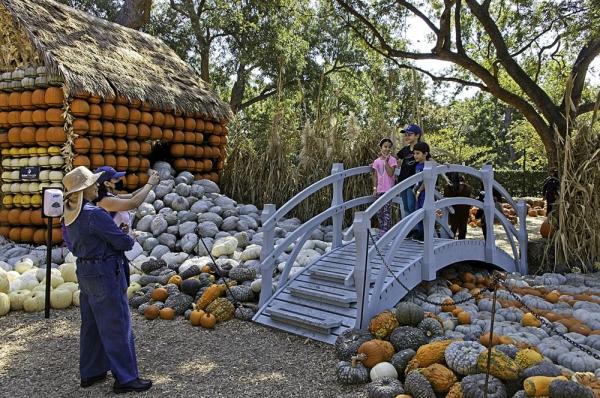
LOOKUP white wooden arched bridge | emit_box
[252,162,528,344]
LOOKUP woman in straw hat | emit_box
[62,166,152,394]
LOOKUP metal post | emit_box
[331,163,344,249]
[259,204,276,307]
[516,200,528,275]
[352,212,370,330]
[481,165,496,264]
[421,161,436,281]
[44,216,53,318]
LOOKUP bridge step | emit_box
[289,283,356,307]
[310,268,376,284]
[266,303,342,334]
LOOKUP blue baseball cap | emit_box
[95,166,126,184]
[401,124,422,135]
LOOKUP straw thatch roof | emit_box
[0,0,231,121]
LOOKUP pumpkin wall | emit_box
[0,65,64,244]
[1,65,228,244]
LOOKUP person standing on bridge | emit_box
[444,172,473,239]
[372,138,398,237]
[396,124,422,217]
[411,141,431,241]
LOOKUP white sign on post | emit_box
[43,188,64,217]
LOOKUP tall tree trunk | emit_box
[200,46,210,83]
[115,0,153,29]
[229,63,248,114]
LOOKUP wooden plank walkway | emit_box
[254,238,456,344]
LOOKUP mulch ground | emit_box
[0,308,365,398]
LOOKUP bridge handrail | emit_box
[258,195,375,306]
[262,165,372,228]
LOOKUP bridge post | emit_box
[259,204,277,307]
[352,211,371,330]
[481,165,496,264]
[516,200,529,274]
[421,161,437,281]
[331,163,344,249]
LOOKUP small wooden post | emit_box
[331,163,344,249]
[481,165,496,264]
[353,211,371,330]
[516,200,528,275]
[259,204,276,307]
[421,161,436,281]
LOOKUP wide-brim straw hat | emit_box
[62,166,102,226]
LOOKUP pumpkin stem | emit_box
[351,354,366,367]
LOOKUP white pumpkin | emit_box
[0,292,10,316]
[28,156,39,167]
[9,278,23,292]
[50,288,72,309]
[56,281,78,294]
[15,258,34,274]
[18,157,29,167]
[41,274,64,289]
[18,274,39,290]
[49,170,63,182]
[0,271,9,294]
[369,362,398,381]
[39,169,50,181]
[126,283,142,299]
[9,289,32,311]
[130,273,141,284]
[64,252,77,263]
[23,292,45,313]
[1,183,10,193]
[6,270,20,282]
[59,263,77,283]
[36,267,61,282]
[72,290,80,307]
[11,182,21,193]
[32,284,49,293]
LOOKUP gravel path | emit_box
[0,308,365,398]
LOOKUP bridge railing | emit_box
[352,162,528,328]
[257,163,374,306]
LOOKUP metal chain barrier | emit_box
[499,280,600,361]
[366,230,600,362]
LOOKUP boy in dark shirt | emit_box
[396,124,422,217]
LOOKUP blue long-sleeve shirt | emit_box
[66,200,134,259]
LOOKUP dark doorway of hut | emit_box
[148,141,175,171]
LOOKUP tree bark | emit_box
[229,63,248,114]
[115,0,153,29]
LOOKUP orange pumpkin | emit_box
[44,87,64,106]
[199,312,217,328]
[190,309,206,326]
[144,305,160,320]
[47,126,67,145]
[159,307,176,320]
[151,287,168,301]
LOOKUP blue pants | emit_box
[77,257,138,384]
[414,191,426,238]
[400,189,415,218]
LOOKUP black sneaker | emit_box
[80,373,107,388]
[113,378,153,394]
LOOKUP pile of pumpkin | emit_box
[335,304,600,398]
[468,198,547,228]
[128,258,255,329]
[0,256,80,316]
[333,268,600,398]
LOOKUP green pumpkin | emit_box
[549,379,595,398]
[389,326,427,352]
[335,328,374,361]
[404,370,435,398]
[366,377,405,398]
[461,374,507,398]
[390,349,416,376]
[205,297,235,321]
[417,318,444,340]
[335,358,369,385]
[394,302,425,326]
[445,341,486,375]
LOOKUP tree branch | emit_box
[576,102,596,115]
[396,0,439,34]
[564,38,600,113]
[434,0,453,53]
[455,0,464,54]
[465,0,563,131]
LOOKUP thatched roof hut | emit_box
[0,0,230,120]
[0,0,231,244]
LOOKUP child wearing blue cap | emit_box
[396,124,423,217]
